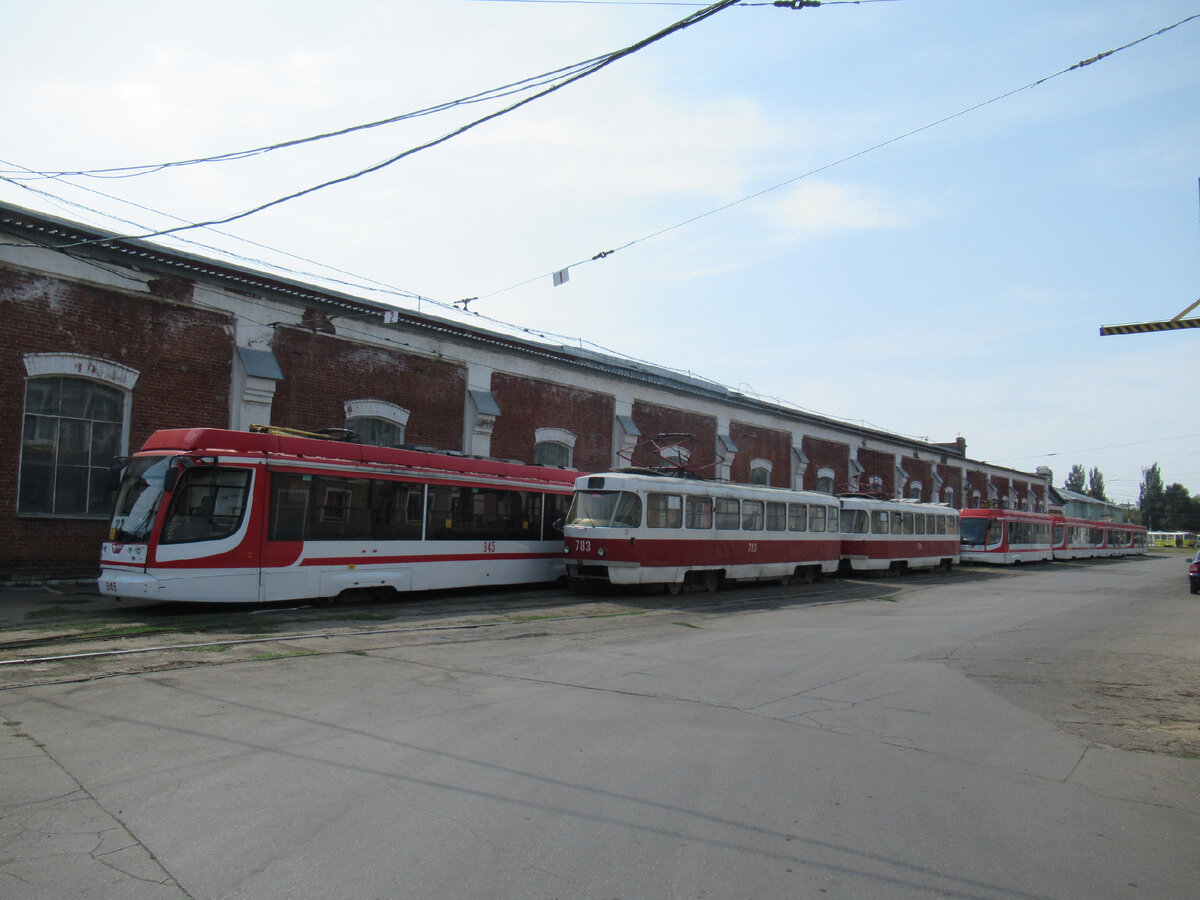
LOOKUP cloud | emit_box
[766,179,921,239]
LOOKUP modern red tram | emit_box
[959,507,1146,564]
[563,470,842,592]
[99,427,578,603]
[839,496,960,573]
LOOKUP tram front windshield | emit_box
[961,517,1003,548]
[566,490,642,528]
[109,456,173,543]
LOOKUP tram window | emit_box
[715,498,740,530]
[788,503,807,532]
[369,481,424,541]
[843,509,869,534]
[986,520,1003,547]
[827,508,838,532]
[1053,525,1064,544]
[766,502,787,532]
[871,510,888,534]
[902,512,915,535]
[161,467,251,544]
[309,476,372,540]
[742,500,765,531]
[891,512,903,535]
[269,473,310,541]
[566,490,641,528]
[915,514,926,536]
[426,485,541,540]
[647,493,683,528]
[809,506,826,532]
[544,493,571,538]
[687,496,713,529]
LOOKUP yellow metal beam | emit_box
[1100,317,1200,336]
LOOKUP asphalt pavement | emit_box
[1,555,1197,898]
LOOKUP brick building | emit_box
[0,202,1049,578]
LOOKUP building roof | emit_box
[0,200,1042,480]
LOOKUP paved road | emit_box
[2,557,1197,898]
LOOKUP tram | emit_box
[960,507,1146,564]
[838,495,960,573]
[99,427,578,603]
[563,470,842,591]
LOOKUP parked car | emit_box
[1190,551,1200,595]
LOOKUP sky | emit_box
[2,0,1198,505]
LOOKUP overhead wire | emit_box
[0,56,610,183]
[48,0,744,248]
[480,10,1200,298]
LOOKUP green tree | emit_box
[1064,464,1087,493]
[1139,463,1165,529]
[1162,483,1194,531]
[1086,467,1107,502]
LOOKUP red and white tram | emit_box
[839,496,960,573]
[1052,517,1146,559]
[99,427,577,603]
[959,508,1054,564]
[563,471,842,591]
[960,507,1146,565]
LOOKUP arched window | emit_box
[20,354,137,517]
[345,400,409,448]
[908,481,923,501]
[659,444,690,467]
[816,467,835,495]
[869,474,885,493]
[535,427,576,468]
[749,458,772,486]
[943,486,956,507]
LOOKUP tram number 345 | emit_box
[483,541,497,553]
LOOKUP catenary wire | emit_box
[48,0,743,248]
[480,11,1200,298]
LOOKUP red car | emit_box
[1190,552,1200,595]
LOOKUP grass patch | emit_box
[672,621,699,628]
[175,644,234,653]
[249,649,319,661]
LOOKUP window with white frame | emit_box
[535,427,576,468]
[943,486,956,507]
[908,481,923,500]
[816,467,835,495]
[749,458,772,486]
[345,400,409,448]
[19,354,137,518]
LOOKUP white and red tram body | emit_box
[959,508,1054,564]
[99,428,578,603]
[1051,517,1146,560]
[838,496,960,572]
[563,471,842,589]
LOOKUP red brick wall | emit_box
[270,327,466,453]
[857,448,895,495]
[729,421,792,486]
[490,373,613,471]
[802,437,850,493]
[629,401,717,472]
[937,464,963,507]
[901,456,933,502]
[964,470,988,507]
[1,265,233,578]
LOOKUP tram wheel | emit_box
[779,573,792,586]
[801,567,817,584]
[704,571,720,592]
[666,581,683,595]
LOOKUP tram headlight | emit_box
[597,547,606,557]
